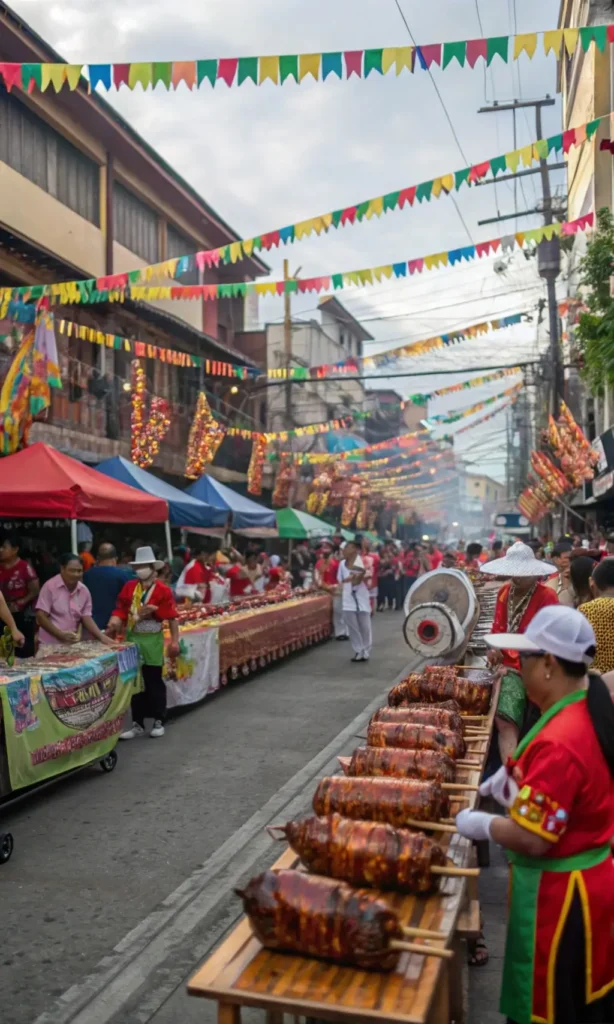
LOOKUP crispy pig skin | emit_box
[285,813,447,894]
[313,775,450,826]
[371,705,464,734]
[388,671,491,714]
[347,746,456,783]
[237,868,403,970]
[366,721,466,760]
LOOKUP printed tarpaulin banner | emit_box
[165,626,220,708]
[0,645,138,791]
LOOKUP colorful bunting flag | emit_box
[3,25,612,100]
[0,216,592,315]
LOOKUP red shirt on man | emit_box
[315,557,339,586]
[0,558,38,607]
[226,564,251,597]
[430,548,443,570]
[184,561,215,602]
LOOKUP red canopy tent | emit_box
[0,444,168,531]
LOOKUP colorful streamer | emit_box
[407,367,521,406]
[428,383,523,422]
[1,215,593,314]
[443,394,519,437]
[2,26,611,100]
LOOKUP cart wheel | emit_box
[0,832,14,864]
[100,750,118,773]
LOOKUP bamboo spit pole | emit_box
[402,926,447,940]
[442,783,480,792]
[431,865,480,878]
[389,940,453,959]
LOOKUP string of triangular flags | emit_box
[0,215,593,314]
[428,382,523,422]
[405,367,521,407]
[441,394,521,439]
[2,25,611,97]
[1,115,604,300]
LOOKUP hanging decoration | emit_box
[185,392,226,479]
[306,463,336,515]
[272,458,295,506]
[341,478,362,527]
[130,359,170,469]
[407,368,521,406]
[49,311,527,381]
[4,28,612,98]
[428,382,523,424]
[0,317,61,455]
[56,318,262,378]
[247,435,267,495]
[443,394,520,437]
[0,214,594,313]
[356,497,369,530]
[547,401,600,486]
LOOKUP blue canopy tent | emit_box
[95,456,229,557]
[185,475,277,537]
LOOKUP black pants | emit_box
[13,610,36,659]
[377,577,395,608]
[131,664,166,727]
[507,890,614,1024]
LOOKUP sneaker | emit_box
[120,723,145,741]
[150,720,165,738]
[351,654,362,662]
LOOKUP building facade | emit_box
[0,3,268,481]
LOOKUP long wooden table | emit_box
[188,675,497,1024]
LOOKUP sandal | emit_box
[468,933,489,966]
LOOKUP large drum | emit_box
[402,569,478,661]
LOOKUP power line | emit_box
[392,0,474,246]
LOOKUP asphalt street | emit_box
[2,611,424,1024]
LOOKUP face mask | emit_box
[136,567,154,581]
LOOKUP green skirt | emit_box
[497,669,526,730]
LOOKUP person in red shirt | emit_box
[107,546,179,740]
[182,548,216,603]
[360,537,379,614]
[226,551,262,598]
[315,542,347,639]
[0,535,40,657]
[484,541,559,763]
[429,543,443,570]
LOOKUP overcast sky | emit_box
[11,0,564,480]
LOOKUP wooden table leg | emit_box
[218,1001,241,1024]
[448,935,467,1024]
[266,1013,284,1024]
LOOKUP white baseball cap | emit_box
[485,605,597,665]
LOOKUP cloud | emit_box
[9,0,563,478]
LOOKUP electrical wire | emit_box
[391,0,474,246]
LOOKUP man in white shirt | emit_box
[337,537,372,662]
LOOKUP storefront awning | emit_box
[95,456,228,529]
[185,475,276,532]
[0,443,168,522]
[276,508,335,540]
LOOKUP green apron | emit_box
[126,627,164,667]
[499,689,611,1024]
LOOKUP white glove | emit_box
[479,765,519,809]
[455,809,496,841]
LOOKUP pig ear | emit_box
[234,887,246,899]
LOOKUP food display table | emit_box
[188,674,498,1024]
[0,641,139,798]
[166,594,332,709]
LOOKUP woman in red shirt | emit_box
[482,541,559,763]
[0,535,39,657]
[108,546,179,740]
[315,542,347,639]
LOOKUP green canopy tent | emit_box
[276,508,335,540]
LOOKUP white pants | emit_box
[343,611,372,658]
[333,594,348,638]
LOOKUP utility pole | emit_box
[477,98,565,417]
[283,258,292,426]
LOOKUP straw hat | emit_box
[130,545,165,571]
[479,541,553,578]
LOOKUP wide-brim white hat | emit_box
[479,541,553,578]
[130,545,165,571]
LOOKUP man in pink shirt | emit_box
[36,553,113,650]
